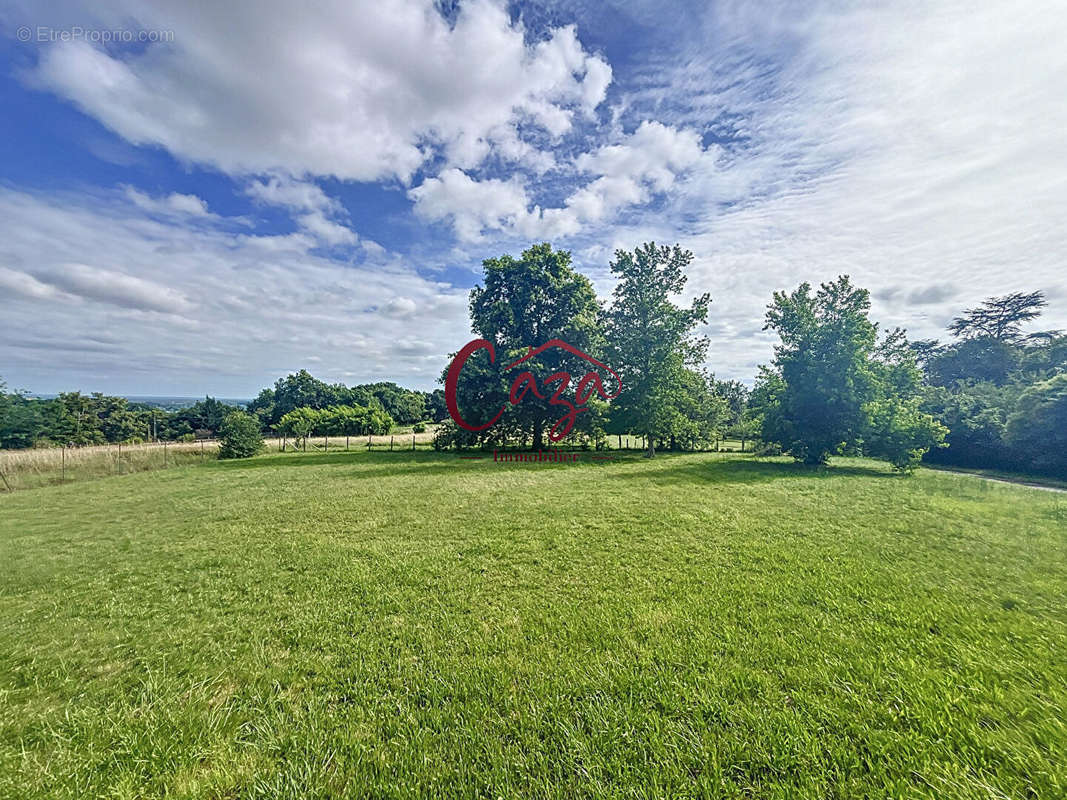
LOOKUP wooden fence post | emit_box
[62,446,66,481]
[163,440,168,467]
[412,432,416,451]
[390,435,394,451]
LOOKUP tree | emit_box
[217,411,264,459]
[352,382,426,425]
[253,370,352,428]
[174,396,237,435]
[1004,374,1067,477]
[948,291,1046,342]
[668,369,731,451]
[0,380,40,449]
[926,337,1021,386]
[606,243,710,457]
[757,276,944,469]
[463,242,603,450]
[276,407,315,450]
[425,389,448,423]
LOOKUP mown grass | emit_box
[0,451,1064,798]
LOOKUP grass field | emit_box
[1,450,1064,798]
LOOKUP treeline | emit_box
[914,292,1067,476]
[246,371,446,429]
[0,391,239,448]
[0,373,447,449]
[4,242,1063,476]
[437,243,940,470]
[440,242,1066,476]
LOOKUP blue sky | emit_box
[2,0,1066,396]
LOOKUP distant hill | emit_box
[28,394,250,411]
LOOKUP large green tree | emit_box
[462,242,603,450]
[758,276,944,469]
[604,243,710,457]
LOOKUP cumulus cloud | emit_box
[409,169,531,241]
[23,0,611,182]
[410,121,713,240]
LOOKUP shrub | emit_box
[179,433,196,443]
[1004,374,1067,478]
[412,422,427,433]
[218,411,264,459]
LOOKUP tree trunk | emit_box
[645,432,655,458]
[532,418,544,451]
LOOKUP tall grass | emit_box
[0,440,219,491]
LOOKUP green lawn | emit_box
[1,451,1064,798]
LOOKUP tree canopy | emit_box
[756,276,945,469]
[604,243,711,456]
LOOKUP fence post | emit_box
[412,432,416,451]
[164,440,168,467]
[62,446,66,481]
[390,435,394,451]
[367,432,371,449]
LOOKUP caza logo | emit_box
[445,339,622,442]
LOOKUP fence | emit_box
[0,433,752,493]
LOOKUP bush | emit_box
[1004,374,1067,478]
[412,422,427,433]
[179,433,196,443]
[218,411,264,459]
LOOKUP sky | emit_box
[1,0,1066,397]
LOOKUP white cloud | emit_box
[39,263,194,314]
[0,186,471,393]
[583,0,1067,380]
[5,0,1067,391]
[383,296,418,317]
[124,187,211,217]
[23,0,611,181]
[246,175,358,247]
[0,267,64,301]
[409,120,713,240]
[409,168,531,241]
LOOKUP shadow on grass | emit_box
[617,455,901,486]
[210,448,899,486]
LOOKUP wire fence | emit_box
[0,433,752,493]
